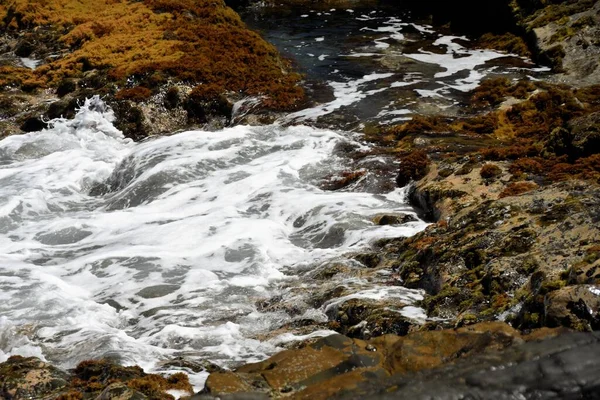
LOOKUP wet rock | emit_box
[391,167,600,329]
[55,79,77,98]
[204,333,393,398]
[352,253,380,268]
[0,355,69,400]
[372,213,417,226]
[329,298,415,339]
[342,331,600,400]
[19,116,47,132]
[204,322,559,399]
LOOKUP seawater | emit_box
[0,97,427,388]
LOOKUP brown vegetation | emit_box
[499,181,538,198]
[476,33,531,57]
[396,150,430,187]
[480,163,502,179]
[68,359,192,400]
[0,0,304,109]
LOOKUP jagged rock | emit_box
[389,164,600,330]
[514,0,600,86]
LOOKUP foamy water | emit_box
[0,98,427,387]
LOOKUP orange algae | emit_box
[0,0,304,109]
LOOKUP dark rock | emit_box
[112,101,148,141]
[570,111,600,158]
[56,79,77,97]
[353,253,380,268]
[205,322,560,399]
[372,213,417,226]
[46,98,78,120]
[164,86,180,110]
[14,41,34,57]
[19,116,47,132]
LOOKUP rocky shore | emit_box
[1,0,599,399]
[0,0,304,140]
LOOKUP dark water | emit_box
[243,4,550,130]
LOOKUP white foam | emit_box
[285,73,394,121]
[404,35,522,87]
[323,287,424,313]
[21,57,41,70]
[0,99,428,380]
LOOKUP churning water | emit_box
[0,97,427,387]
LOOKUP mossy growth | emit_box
[524,0,595,28]
[0,0,304,109]
[115,86,153,102]
[68,359,192,399]
[476,33,532,57]
[396,150,430,187]
[387,115,452,138]
[470,77,536,109]
[480,163,502,179]
[499,181,538,198]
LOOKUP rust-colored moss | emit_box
[508,157,544,176]
[480,143,540,161]
[480,163,502,179]
[470,78,536,109]
[389,115,451,137]
[66,359,192,399]
[548,154,600,182]
[0,0,303,109]
[115,86,153,102]
[575,84,600,105]
[55,392,83,400]
[455,112,499,135]
[396,150,430,187]
[499,181,538,198]
[506,86,584,140]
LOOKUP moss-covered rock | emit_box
[0,0,304,138]
[0,356,69,400]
